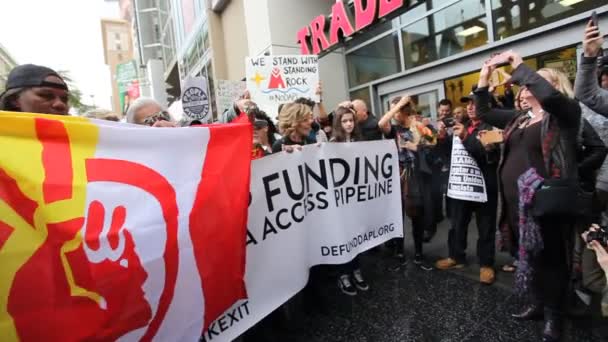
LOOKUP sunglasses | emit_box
[143,110,171,126]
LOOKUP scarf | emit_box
[515,167,545,298]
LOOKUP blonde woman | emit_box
[272,102,315,153]
[379,96,433,271]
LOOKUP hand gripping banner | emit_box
[0,112,250,341]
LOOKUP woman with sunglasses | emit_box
[476,51,581,342]
[126,97,176,127]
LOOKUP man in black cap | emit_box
[0,64,70,115]
[435,86,500,285]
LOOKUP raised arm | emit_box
[315,82,329,120]
[476,61,519,129]
[507,54,581,125]
[378,96,410,135]
[575,20,608,116]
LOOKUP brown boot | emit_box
[480,267,495,285]
[435,258,465,270]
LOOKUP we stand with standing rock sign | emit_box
[246,55,319,114]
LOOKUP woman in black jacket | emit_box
[475,52,581,342]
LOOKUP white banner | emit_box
[203,140,403,341]
[216,80,246,115]
[447,136,487,202]
[246,55,319,114]
[182,76,212,122]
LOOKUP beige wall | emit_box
[210,0,250,81]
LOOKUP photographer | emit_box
[581,225,608,319]
[435,88,500,286]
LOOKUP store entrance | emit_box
[380,82,446,121]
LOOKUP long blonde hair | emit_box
[278,102,312,137]
[538,68,574,99]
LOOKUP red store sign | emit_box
[297,0,407,55]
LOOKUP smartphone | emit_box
[488,51,513,68]
[592,11,599,28]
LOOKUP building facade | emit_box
[124,0,608,121]
[0,43,18,91]
[101,18,135,115]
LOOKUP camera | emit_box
[586,226,608,247]
[442,117,456,128]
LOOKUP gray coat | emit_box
[575,55,608,191]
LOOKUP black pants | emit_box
[391,208,426,257]
[534,220,571,315]
[448,197,497,267]
[339,256,361,274]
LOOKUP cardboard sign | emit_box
[182,76,212,122]
[447,136,487,202]
[203,140,403,341]
[216,80,246,115]
[246,55,319,114]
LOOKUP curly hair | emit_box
[331,106,361,142]
[278,102,312,138]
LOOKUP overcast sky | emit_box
[0,0,121,110]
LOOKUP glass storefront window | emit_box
[402,0,488,69]
[349,87,372,112]
[344,20,395,50]
[491,0,605,40]
[346,31,401,87]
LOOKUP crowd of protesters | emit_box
[4,19,608,342]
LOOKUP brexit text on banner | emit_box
[246,55,319,114]
[216,80,246,115]
[202,140,404,342]
[182,76,212,122]
[447,136,487,202]
[0,112,251,341]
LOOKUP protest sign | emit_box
[182,76,212,122]
[447,136,487,202]
[203,140,403,341]
[246,55,319,114]
[0,112,251,341]
[116,60,140,115]
[216,80,246,115]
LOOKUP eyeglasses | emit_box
[142,110,171,126]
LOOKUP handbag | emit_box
[531,178,593,218]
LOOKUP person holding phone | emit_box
[476,51,582,342]
[378,96,434,271]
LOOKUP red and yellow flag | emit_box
[0,112,250,341]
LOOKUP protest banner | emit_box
[0,112,251,341]
[182,76,212,122]
[447,136,487,202]
[216,80,246,115]
[246,55,319,114]
[203,140,403,341]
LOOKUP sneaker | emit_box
[352,269,370,291]
[338,275,357,296]
[388,256,408,272]
[414,254,433,271]
[480,267,496,285]
[435,258,465,270]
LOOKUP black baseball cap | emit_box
[460,85,479,103]
[1,64,68,97]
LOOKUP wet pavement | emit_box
[239,217,607,342]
